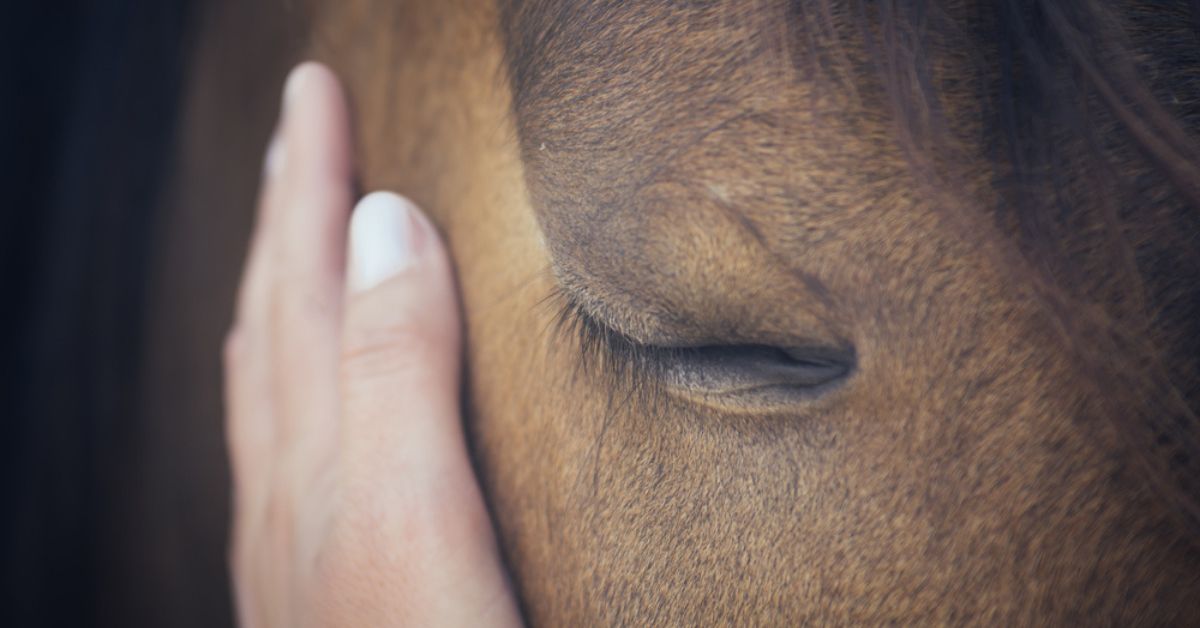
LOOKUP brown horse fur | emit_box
[145,0,1200,625]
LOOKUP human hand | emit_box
[223,62,522,628]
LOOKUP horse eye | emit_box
[658,343,855,405]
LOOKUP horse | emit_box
[126,0,1200,624]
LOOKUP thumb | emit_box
[344,191,461,387]
[341,191,463,465]
[336,191,520,624]
[340,190,476,492]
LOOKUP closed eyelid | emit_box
[553,286,655,364]
[550,285,678,396]
[549,281,856,414]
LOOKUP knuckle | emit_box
[271,284,336,336]
[340,319,446,382]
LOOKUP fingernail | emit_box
[265,64,309,179]
[348,192,423,292]
[283,62,310,110]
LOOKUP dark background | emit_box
[1,3,199,626]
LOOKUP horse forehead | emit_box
[507,3,913,292]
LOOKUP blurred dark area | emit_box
[0,2,199,626]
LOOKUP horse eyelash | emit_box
[548,286,673,397]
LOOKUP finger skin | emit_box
[226,69,297,628]
[226,61,522,628]
[270,62,352,451]
[226,100,287,488]
[333,196,523,626]
[229,62,355,628]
